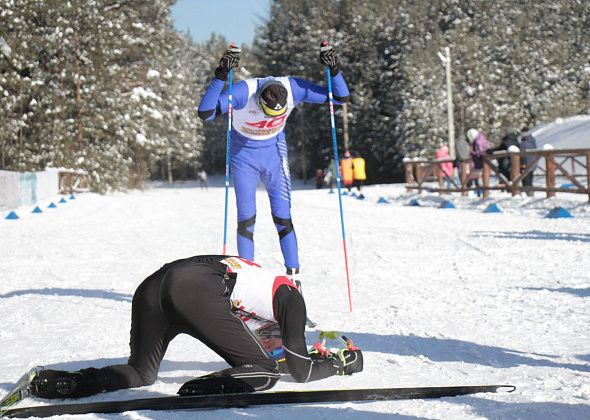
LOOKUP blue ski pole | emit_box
[324,46,353,312]
[222,67,234,255]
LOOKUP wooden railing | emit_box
[58,168,91,194]
[404,148,590,201]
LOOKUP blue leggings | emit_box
[230,137,299,270]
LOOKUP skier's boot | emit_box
[31,368,106,399]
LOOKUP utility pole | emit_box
[437,47,455,159]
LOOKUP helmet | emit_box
[258,80,288,117]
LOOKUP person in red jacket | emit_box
[30,255,363,399]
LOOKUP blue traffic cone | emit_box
[5,211,19,220]
[341,191,348,196]
[69,194,76,200]
[545,207,573,219]
[377,197,389,204]
[32,206,43,214]
[357,193,365,200]
[59,197,67,203]
[351,191,357,197]
[483,203,502,213]
[409,198,420,207]
[47,202,57,208]
[440,200,455,209]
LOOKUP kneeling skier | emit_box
[31,255,363,398]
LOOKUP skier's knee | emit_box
[137,370,158,386]
[237,214,256,241]
[272,215,294,239]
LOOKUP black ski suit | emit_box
[33,255,351,398]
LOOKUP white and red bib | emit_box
[220,257,296,331]
[232,77,295,141]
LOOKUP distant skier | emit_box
[197,169,208,190]
[30,255,363,399]
[197,43,350,281]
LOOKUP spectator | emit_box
[487,126,520,182]
[466,128,491,197]
[324,158,336,192]
[434,142,453,189]
[351,151,367,198]
[315,168,324,189]
[519,127,538,197]
[455,133,471,189]
[340,151,354,192]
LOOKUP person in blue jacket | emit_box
[198,43,349,279]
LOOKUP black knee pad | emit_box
[237,215,256,241]
[272,215,294,240]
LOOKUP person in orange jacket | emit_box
[340,151,354,192]
[351,151,367,197]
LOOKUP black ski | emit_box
[1,384,515,418]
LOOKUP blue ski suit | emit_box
[198,73,349,270]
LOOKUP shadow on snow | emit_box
[523,286,590,298]
[473,230,590,243]
[306,331,590,373]
[0,288,133,303]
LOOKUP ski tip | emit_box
[497,385,516,393]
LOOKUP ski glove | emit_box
[332,348,363,376]
[215,44,241,81]
[309,344,364,376]
[319,42,341,77]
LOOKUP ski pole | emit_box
[222,67,233,254]
[325,64,353,312]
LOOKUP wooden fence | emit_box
[404,148,590,201]
[58,168,90,194]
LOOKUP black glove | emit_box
[215,44,241,81]
[319,41,341,77]
[331,348,363,375]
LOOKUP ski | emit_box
[0,367,44,416]
[1,384,515,418]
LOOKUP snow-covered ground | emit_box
[1,178,589,419]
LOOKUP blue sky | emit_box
[170,0,271,46]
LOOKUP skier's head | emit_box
[258,80,288,117]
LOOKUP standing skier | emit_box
[30,255,363,399]
[197,43,350,280]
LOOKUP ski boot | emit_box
[31,368,106,399]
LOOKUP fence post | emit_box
[545,152,556,198]
[510,151,521,196]
[416,162,424,194]
[482,157,490,199]
[404,158,414,192]
[460,161,469,196]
